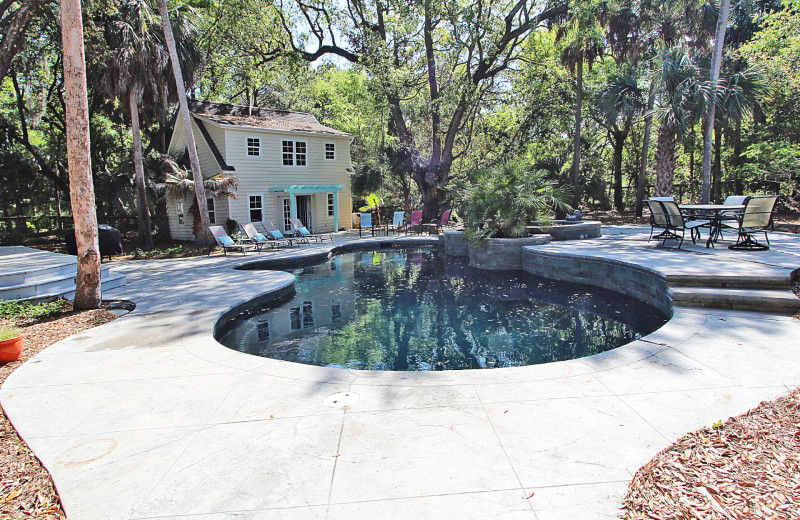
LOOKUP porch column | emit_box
[290,192,297,224]
[332,191,339,232]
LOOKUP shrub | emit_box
[458,161,571,243]
[0,299,70,321]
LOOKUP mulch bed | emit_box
[622,388,800,519]
[1,305,117,520]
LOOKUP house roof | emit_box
[187,100,350,137]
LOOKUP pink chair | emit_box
[430,209,452,235]
[406,210,423,234]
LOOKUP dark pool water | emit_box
[217,248,668,371]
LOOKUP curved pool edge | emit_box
[211,241,676,375]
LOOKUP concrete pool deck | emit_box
[1,227,799,519]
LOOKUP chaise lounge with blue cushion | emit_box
[208,226,257,256]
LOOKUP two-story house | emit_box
[166,100,353,241]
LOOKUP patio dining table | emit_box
[680,204,746,248]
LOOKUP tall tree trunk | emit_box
[571,53,583,208]
[612,130,626,212]
[688,125,695,199]
[732,118,743,195]
[700,0,731,203]
[129,89,153,250]
[635,82,657,217]
[655,122,677,197]
[61,0,101,309]
[157,0,211,246]
[712,123,722,202]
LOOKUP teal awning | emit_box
[269,184,345,194]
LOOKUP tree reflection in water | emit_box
[219,249,668,371]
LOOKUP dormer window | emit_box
[247,138,261,156]
[325,143,335,160]
[282,140,307,166]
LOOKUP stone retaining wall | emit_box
[522,248,673,317]
[469,235,551,271]
[442,230,469,257]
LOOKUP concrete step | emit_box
[30,272,128,303]
[666,273,792,290]
[0,265,124,301]
[670,286,800,313]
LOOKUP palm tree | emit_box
[61,0,101,309]
[553,3,605,208]
[700,0,731,203]
[160,156,238,239]
[652,47,712,197]
[101,0,169,251]
[595,73,644,211]
[157,0,212,246]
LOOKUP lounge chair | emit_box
[262,221,307,246]
[405,210,423,235]
[290,218,333,243]
[387,211,406,235]
[659,200,711,249]
[425,209,452,235]
[242,222,290,250]
[724,195,777,251]
[359,213,375,237]
[645,199,670,242]
[208,225,257,256]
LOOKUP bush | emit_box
[129,246,198,260]
[458,161,571,243]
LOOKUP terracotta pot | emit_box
[0,334,24,363]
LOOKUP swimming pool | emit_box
[217,248,668,370]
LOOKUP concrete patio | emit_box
[1,227,799,519]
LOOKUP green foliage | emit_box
[0,326,22,341]
[129,245,199,259]
[0,299,70,321]
[459,161,572,243]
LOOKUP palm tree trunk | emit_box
[655,122,677,197]
[61,0,101,309]
[635,82,656,216]
[129,89,153,251]
[157,0,212,246]
[612,131,625,212]
[571,53,583,208]
[712,123,722,202]
[700,0,731,203]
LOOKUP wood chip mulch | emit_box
[1,307,117,520]
[622,388,800,519]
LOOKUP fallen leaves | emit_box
[1,307,117,520]
[622,388,800,520]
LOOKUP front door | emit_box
[296,195,313,232]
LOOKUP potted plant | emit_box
[0,326,24,363]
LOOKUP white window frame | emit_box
[281,139,308,167]
[176,200,184,225]
[246,137,261,157]
[206,197,216,224]
[324,143,336,160]
[327,193,334,217]
[248,194,264,222]
[281,197,292,232]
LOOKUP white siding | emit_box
[223,127,352,233]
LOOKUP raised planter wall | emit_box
[546,220,602,241]
[522,248,672,317]
[469,235,551,271]
[442,230,469,257]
